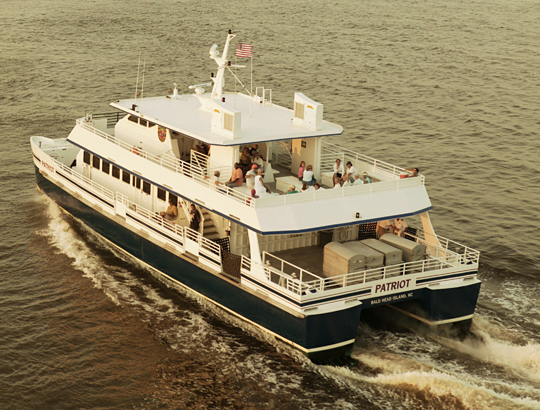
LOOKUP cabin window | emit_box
[224,113,233,131]
[142,181,151,195]
[83,151,91,165]
[92,155,100,169]
[132,176,141,189]
[122,170,131,184]
[169,193,178,206]
[140,119,148,127]
[112,165,120,179]
[102,161,110,174]
[294,102,304,119]
[128,115,138,123]
[157,187,166,201]
[148,122,156,128]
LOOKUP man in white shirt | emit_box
[343,161,359,184]
[245,164,257,189]
[393,218,408,237]
[352,175,364,186]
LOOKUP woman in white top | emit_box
[333,175,341,189]
[255,168,271,196]
[333,159,344,178]
[302,165,316,186]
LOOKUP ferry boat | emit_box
[30,31,481,363]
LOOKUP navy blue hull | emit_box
[35,167,362,359]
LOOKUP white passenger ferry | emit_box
[30,31,481,363]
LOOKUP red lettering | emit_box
[375,284,381,293]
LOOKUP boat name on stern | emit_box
[374,279,411,294]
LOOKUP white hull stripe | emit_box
[387,305,474,326]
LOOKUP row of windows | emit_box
[83,151,177,205]
[128,115,156,128]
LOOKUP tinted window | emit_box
[112,166,120,179]
[92,155,100,169]
[157,187,166,201]
[122,170,131,184]
[169,193,178,206]
[140,119,148,127]
[83,151,91,165]
[102,161,110,174]
[128,115,138,123]
[142,181,151,195]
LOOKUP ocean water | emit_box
[2,0,540,408]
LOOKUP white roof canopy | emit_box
[110,92,343,146]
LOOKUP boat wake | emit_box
[37,197,540,409]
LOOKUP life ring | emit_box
[130,147,139,155]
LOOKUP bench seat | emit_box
[276,176,304,192]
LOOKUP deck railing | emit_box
[77,119,426,209]
[77,119,254,206]
[321,140,426,184]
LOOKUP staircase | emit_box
[201,209,220,240]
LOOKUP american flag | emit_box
[235,43,253,58]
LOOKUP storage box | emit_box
[342,241,384,269]
[323,242,366,279]
[361,238,403,266]
[379,234,426,262]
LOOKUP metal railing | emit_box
[241,256,305,295]
[77,119,254,207]
[414,229,481,265]
[321,140,426,184]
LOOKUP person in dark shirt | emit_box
[189,204,201,231]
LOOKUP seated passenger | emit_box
[361,172,371,184]
[252,152,264,171]
[333,158,344,179]
[226,163,244,187]
[298,160,306,181]
[285,185,298,194]
[352,175,364,185]
[249,144,260,157]
[343,161,359,184]
[377,220,392,238]
[314,182,321,190]
[302,165,316,186]
[393,218,408,237]
[160,199,178,222]
[333,175,341,189]
[239,147,252,173]
[404,167,419,177]
[245,164,257,189]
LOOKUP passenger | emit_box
[298,160,306,181]
[249,144,259,157]
[160,199,178,222]
[239,147,252,173]
[352,175,364,186]
[361,171,371,184]
[255,168,271,195]
[333,159,344,179]
[333,175,341,189]
[252,152,264,171]
[302,165,316,186]
[301,182,312,193]
[377,219,392,239]
[189,204,201,231]
[405,167,419,177]
[245,164,258,189]
[226,163,244,187]
[393,218,408,237]
[314,182,321,190]
[343,161,359,184]
[251,189,259,199]
[285,184,298,194]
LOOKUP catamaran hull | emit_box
[35,166,362,360]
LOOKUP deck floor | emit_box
[272,245,325,277]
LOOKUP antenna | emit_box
[135,49,142,100]
[141,59,146,99]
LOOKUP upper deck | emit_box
[67,116,431,234]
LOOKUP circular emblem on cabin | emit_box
[158,126,167,142]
